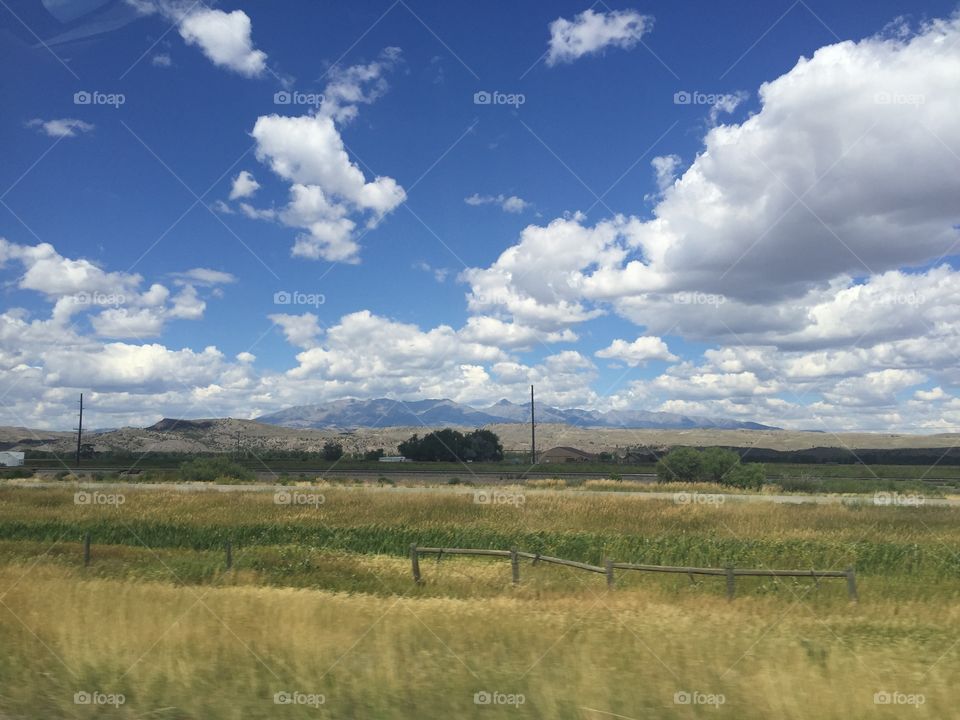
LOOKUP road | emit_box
[5,479,958,506]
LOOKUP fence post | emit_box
[845,566,858,603]
[83,532,90,567]
[510,547,520,585]
[410,543,422,584]
[605,558,614,589]
[225,539,232,570]
[725,566,735,600]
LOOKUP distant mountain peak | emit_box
[255,397,779,431]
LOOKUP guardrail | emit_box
[410,544,858,601]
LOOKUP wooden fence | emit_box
[410,544,858,601]
[74,534,857,602]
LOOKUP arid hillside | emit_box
[2,418,958,456]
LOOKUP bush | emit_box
[655,447,704,482]
[657,446,764,489]
[722,463,765,490]
[322,442,344,461]
[178,457,253,482]
[700,448,740,483]
[0,467,33,479]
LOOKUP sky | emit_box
[1,0,960,432]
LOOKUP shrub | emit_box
[0,467,33,479]
[655,447,703,482]
[179,457,253,482]
[322,442,344,461]
[700,448,740,483]
[722,463,766,490]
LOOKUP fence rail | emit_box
[410,544,858,601]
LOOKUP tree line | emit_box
[398,429,503,462]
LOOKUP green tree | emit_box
[700,448,741,483]
[322,441,344,461]
[723,462,766,490]
[655,447,703,482]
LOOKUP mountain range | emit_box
[255,398,778,431]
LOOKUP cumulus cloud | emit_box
[251,111,405,262]
[178,8,267,77]
[596,337,677,366]
[26,118,94,138]
[269,312,323,349]
[546,8,652,66]
[131,2,267,77]
[229,170,260,200]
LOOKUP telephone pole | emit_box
[530,385,536,465]
[75,393,83,468]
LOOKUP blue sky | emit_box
[2,0,960,430]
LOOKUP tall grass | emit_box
[0,565,955,719]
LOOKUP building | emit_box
[378,456,409,463]
[539,446,596,463]
[0,451,25,467]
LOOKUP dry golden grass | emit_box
[0,564,955,719]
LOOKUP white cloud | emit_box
[596,337,677,366]
[170,268,237,287]
[251,112,405,262]
[152,53,172,67]
[650,155,681,194]
[229,170,260,200]
[318,47,402,123]
[269,312,323,349]
[178,8,267,77]
[26,118,94,138]
[464,193,531,213]
[546,8,652,66]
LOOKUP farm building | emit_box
[0,451,25,467]
[539,446,596,463]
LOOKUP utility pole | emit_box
[75,393,83,468]
[530,385,536,465]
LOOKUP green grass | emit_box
[1,487,958,597]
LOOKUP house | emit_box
[539,446,596,463]
[0,451,25,467]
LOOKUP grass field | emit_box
[1,485,957,718]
